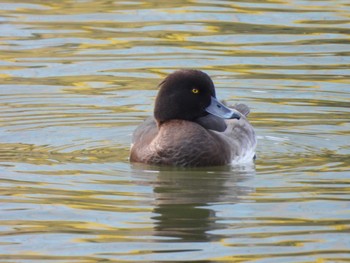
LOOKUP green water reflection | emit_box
[0,0,350,262]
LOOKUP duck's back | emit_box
[216,116,257,163]
[130,119,231,167]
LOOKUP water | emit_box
[1,0,350,262]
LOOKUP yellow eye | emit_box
[192,88,199,94]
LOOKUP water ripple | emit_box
[1,0,349,262]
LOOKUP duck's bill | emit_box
[205,97,241,120]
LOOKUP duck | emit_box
[130,69,257,167]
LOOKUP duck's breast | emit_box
[132,120,231,167]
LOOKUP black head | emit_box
[154,70,215,124]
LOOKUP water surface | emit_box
[1,0,350,262]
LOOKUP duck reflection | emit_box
[133,164,255,242]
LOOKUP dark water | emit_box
[0,0,349,262]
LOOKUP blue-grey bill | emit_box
[205,97,241,120]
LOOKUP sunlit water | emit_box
[1,0,350,262]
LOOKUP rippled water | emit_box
[1,0,350,262]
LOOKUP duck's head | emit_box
[154,69,241,125]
